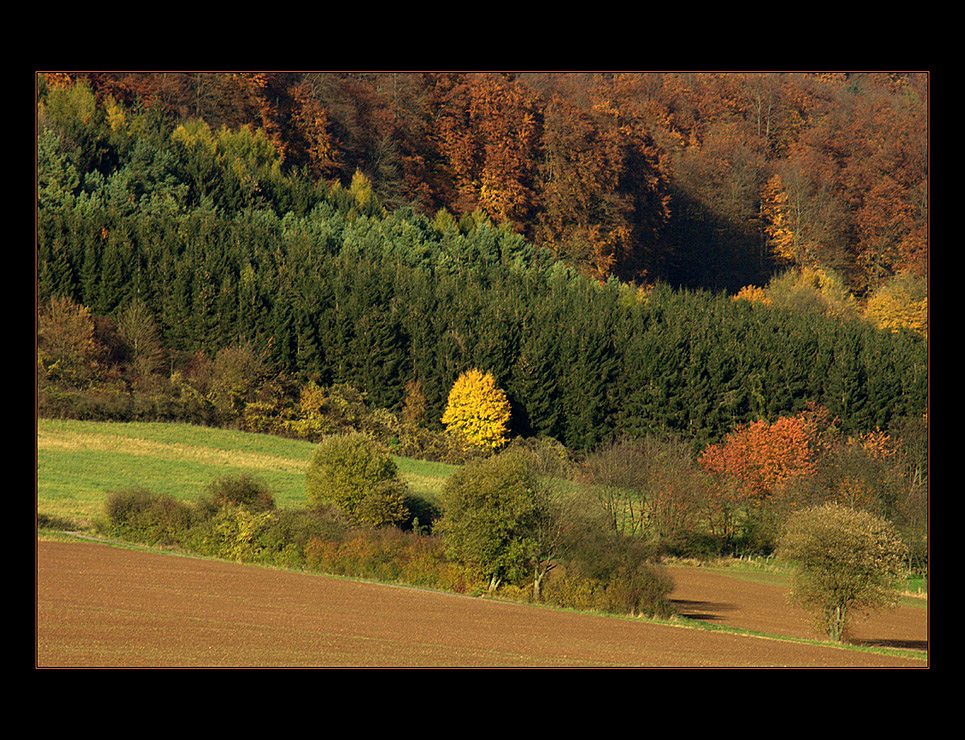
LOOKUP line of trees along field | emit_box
[37,72,928,571]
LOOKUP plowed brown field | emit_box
[36,540,928,668]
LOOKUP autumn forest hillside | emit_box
[36,71,927,455]
[39,72,928,290]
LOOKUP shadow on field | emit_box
[853,637,928,651]
[672,599,736,622]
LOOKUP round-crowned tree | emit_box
[777,502,908,643]
[306,433,409,528]
[439,449,545,594]
[441,368,511,451]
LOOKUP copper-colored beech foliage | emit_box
[700,412,819,502]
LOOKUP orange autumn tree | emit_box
[239,73,339,180]
[699,410,821,503]
[423,73,542,231]
[535,77,671,283]
[468,74,542,231]
[760,173,800,266]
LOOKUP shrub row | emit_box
[100,479,676,618]
[542,563,675,619]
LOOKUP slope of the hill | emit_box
[36,540,927,668]
[37,74,929,451]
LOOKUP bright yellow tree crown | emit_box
[441,368,511,450]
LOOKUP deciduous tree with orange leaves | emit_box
[239,73,340,180]
[699,411,820,502]
[422,73,542,231]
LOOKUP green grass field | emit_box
[36,418,458,529]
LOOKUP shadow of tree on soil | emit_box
[852,637,928,651]
[671,599,736,623]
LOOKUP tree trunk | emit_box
[828,604,847,643]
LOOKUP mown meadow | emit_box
[37,418,456,530]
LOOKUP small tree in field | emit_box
[777,503,908,643]
[306,433,409,528]
[439,450,545,594]
[441,368,511,450]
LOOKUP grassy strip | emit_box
[664,557,927,606]
[666,614,928,662]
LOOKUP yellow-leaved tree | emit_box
[760,173,798,265]
[863,273,928,338]
[441,368,511,450]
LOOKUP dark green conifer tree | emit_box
[823,326,870,435]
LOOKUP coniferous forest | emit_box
[36,72,928,566]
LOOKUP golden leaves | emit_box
[441,368,512,451]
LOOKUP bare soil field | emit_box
[36,540,928,668]
[667,565,928,653]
